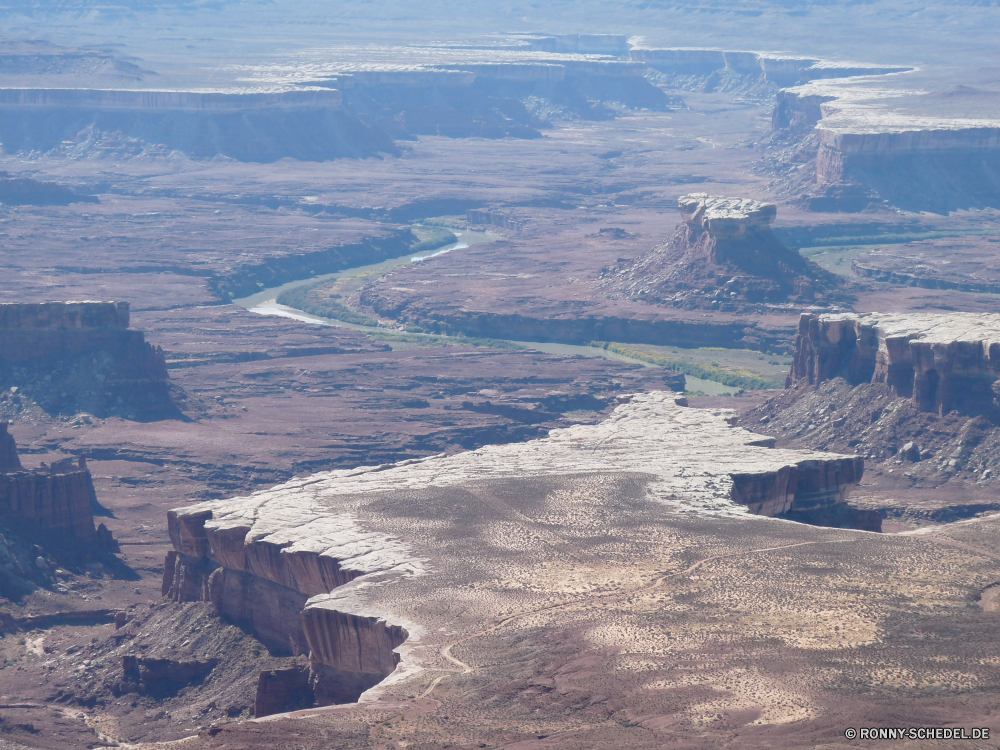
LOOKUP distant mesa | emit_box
[601,193,849,311]
[789,312,1000,416]
[770,83,1000,213]
[0,87,392,162]
[0,37,921,162]
[0,301,176,421]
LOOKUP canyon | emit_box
[0,2,999,748]
[160,391,874,715]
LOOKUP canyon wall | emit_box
[0,301,173,420]
[788,312,1000,415]
[211,228,414,300]
[0,422,100,544]
[161,393,873,717]
[633,48,905,87]
[0,88,343,110]
[771,81,1000,212]
[163,504,413,714]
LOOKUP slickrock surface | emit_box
[789,311,1000,415]
[599,194,847,311]
[164,392,871,713]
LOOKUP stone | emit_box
[0,301,174,420]
[677,193,778,238]
[788,312,1000,415]
[164,392,871,708]
[600,194,847,310]
[254,666,312,718]
[0,453,100,544]
[0,422,21,472]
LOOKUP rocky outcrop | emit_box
[771,88,837,132]
[160,392,876,714]
[600,193,848,311]
[161,392,874,708]
[0,422,101,544]
[122,654,218,697]
[788,312,1000,415]
[164,504,416,709]
[770,78,1000,212]
[0,301,173,420]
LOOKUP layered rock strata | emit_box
[0,301,172,420]
[0,421,101,543]
[164,392,873,712]
[0,87,392,162]
[600,194,846,310]
[771,81,1000,212]
[788,312,1000,415]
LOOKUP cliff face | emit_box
[599,193,848,311]
[0,422,100,544]
[161,392,875,718]
[788,312,1000,415]
[0,301,174,420]
[163,504,414,712]
[769,79,1000,212]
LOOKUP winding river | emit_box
[232,229,732,396]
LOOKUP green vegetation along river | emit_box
[233,227,785,396]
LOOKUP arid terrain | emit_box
[0,1,999,748]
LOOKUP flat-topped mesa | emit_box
[678,193,778,241]
[0,422,102,544]
[0,301,173,420]
[788,312,1000,415]
[162,393,874,713]
[770,80,1000,212]
[600,194,846,310]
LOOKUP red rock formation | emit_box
[0,301,172,420]
[788,312,1000,415]
[0,429,99,544]
[600,194,848,310]
[254,666,312,717]
[301,607,406,677]
[163,507,409,706]
[207,567,311,657]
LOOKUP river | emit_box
[232,229,733,396]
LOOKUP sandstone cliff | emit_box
[600,193,849,311]
[769,79,1000,212]
[0,421,101,544]
[162,392,874,715]
[0,301,174,420]
[788,312,1000,415]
